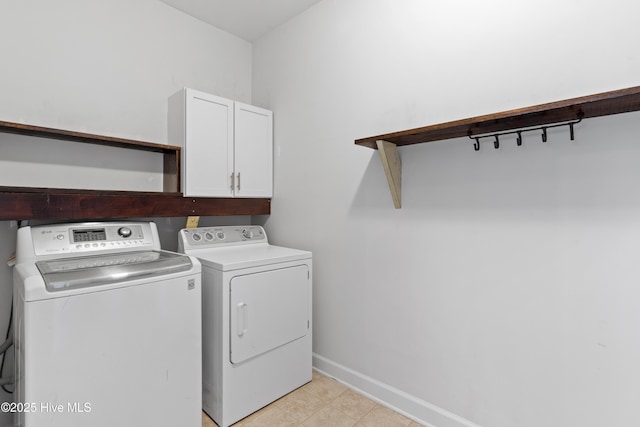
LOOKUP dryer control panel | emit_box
[179,226,266,250]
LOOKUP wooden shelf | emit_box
[355,86,640,208]
[0,187,270,220]
[355,86,640,149]
[0,121,271,219]
[0,120,181,192]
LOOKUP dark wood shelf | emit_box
[0,187,270,220]
[0,122,272,219]
[0,120,181,192]
[355,86,640,208]
[355,85,640,149]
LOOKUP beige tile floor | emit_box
[202,370,423,427]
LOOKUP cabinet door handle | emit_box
[237,172,241,192]
[230,173,235,192]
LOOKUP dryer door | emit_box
[230,264,309,364]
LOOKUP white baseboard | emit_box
[312,353,482,427]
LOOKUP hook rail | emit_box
[468,112,584,151]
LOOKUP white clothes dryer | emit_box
[178,225,312,427]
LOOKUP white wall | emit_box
[0,1,253,424]
[0,0,251,191]
[252,0,640,426]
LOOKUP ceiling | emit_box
[159,0,323,42]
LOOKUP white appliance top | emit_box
[178,225,311,271]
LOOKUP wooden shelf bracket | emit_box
[376,140,402,209]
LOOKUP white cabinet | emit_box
[169,88,273,198]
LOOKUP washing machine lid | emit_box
[36,250,193,292]
[186,244,311,271]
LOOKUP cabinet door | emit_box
[184,89,234,197]
[234,102,273,198]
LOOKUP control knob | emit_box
[242,228,254,239]
[118,227,132,238]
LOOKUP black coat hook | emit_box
[569,123,575,140]
[570,111,584,141]
[467,113,582,152]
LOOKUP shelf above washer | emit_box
[0,187,270,220]
[0,121,271,219]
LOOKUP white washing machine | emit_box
[13,222,202,427]
[178,225,312,427]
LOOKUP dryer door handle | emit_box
[236,303,248,337]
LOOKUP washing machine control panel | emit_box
[181,226,266,248]
[29,222,156,256]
